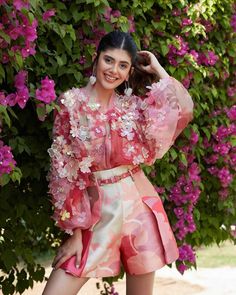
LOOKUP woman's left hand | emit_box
[137,51,170,78]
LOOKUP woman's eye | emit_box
[105,57,112,63]
[120,64,128,69]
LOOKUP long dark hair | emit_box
[94,30,158,96]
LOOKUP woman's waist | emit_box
[91,165,141,186]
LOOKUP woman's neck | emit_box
[86,82,114,109]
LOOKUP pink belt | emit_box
[92,166,141,186]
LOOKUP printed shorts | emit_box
[60,165,179,277]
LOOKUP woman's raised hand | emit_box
[137,51,170,79]
[52,229,82,269]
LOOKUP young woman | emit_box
[43,30,194,295]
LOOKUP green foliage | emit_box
[0,0,236,293]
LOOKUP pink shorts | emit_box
[60,165,179,277]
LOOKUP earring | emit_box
[124,81,133,97]
[89,74,96,85]
[89,66,96,85]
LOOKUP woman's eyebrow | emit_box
[104,54,131,65]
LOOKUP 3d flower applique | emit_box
[91,126,106,138]
[120,128,135,141]
[65,229,73,235]
[70,125,90,141]
[54,198,65,210]
[63,159,80,181]
[60,210,71,221]
[133,154,144,165]
[123,143,136,158]
[87,102,101,111]
[61,90,77,110]
[79,156,93,173]
[98,113,108,121]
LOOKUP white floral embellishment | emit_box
[121,128,134,140]
[123,144,135,156]
[79,156,93,173]
[99,113,107,121]
[133,155,144,165]
[87,102,101,111]
[70,125,90,141]
[156,109,167,122]
[54,199,65,210]
[61,90,76,109]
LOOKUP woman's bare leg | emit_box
[126,271,155,295]
[42,269,89,295]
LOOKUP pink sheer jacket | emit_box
[47,76,194,235]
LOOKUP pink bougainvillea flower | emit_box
[218,167,233,188]
[0,91,7,106]
[42,9,56,22]
[103,6,112,21]
[181,18,192,27]
[15,86,29,109]
[206,50,219,66]
[19,14,38,42]
[112,10,121,18]
[201,19,214,32]
[21,42,36,58]
[13,0,29,10]
[0,0,7,6]
[172,8,181,16]
[227,105,236,120]
[128,15,135,33]
[14,70,27,89]
[230,14,236,32]
[36,76,56,104]
[0,140,16,176]
[227,86,236,97]
[8,26,23,40]
[5,93,17,106]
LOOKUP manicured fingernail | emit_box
[76,264,79,269]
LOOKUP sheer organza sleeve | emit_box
[47,94,93,235]
[141,76,194,163]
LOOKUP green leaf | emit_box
[15,53,24,68]
[0,174,10,186]
[10,167,23,184]
[229,135,236,147]
[170,148,178,161]
[179,153,188,166]
[2,249,17,272]
[0,63,5,79]
[0,30,11,43]
[202,127,211,140]
[0,106,11,127]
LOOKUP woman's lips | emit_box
[104,74,118,83]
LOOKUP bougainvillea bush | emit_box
[0,0,235,294]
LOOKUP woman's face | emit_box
[94,48,132,91]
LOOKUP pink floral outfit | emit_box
[48,76,194,277]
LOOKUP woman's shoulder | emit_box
[59,87,88,111]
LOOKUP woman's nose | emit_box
[110,63,119,73]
